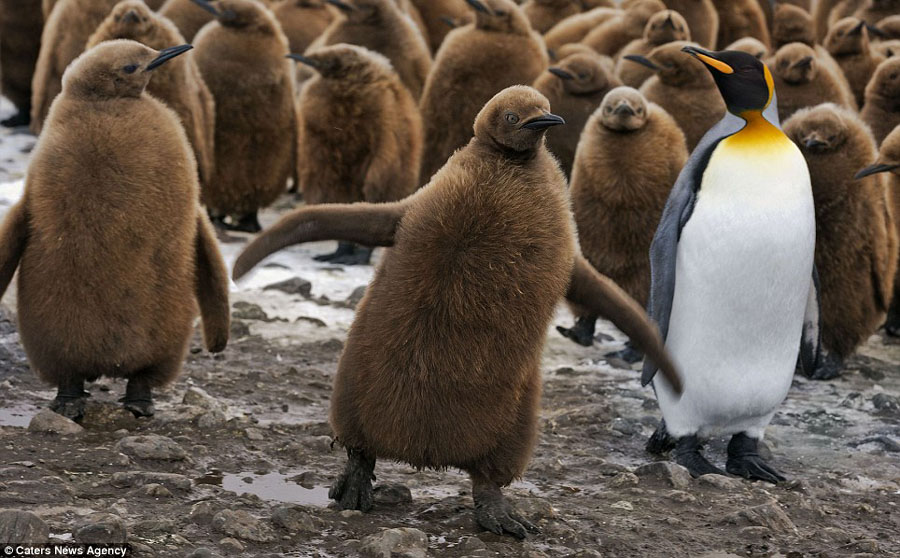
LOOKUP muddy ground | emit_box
[0,101,899,558]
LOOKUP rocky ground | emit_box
[0,100,898,558]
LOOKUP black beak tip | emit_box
[522,114,566,130]
[465,0,490,14]
[549,67,575,80]
[146,44,193,71]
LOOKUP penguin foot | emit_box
[726,433,785,484]
[49,381,90,423]
[121,380,155,418]
[329,447,375,512]
[674,435,724,477]
[555,316,596,347]
[472,481,538,540]
[884,308,900,337]
[809,350,843,381]
[227,213,262,234]
[646,419,676,455]
[329,245,373,266]
[605,342,644,364]
[1,109,30,129]
[314,241,357,263]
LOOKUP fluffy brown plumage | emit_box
[522,0,581,33]
[813,0,845,41]
[406,0,470,53]
[581,0,664,56]
[768,42,856,122]
[711,0,769,50]
[192,0,296,232]
[271,0,333,54]
[784,104,897,377]
[543,6,619,52]
[825,17,886,107]
[757,0,811,34]
[852,0,900,25]
[0,40,229,420]
[726,36,769,59]
[0,0,43,127]
[232,85,682,538]
[660,0,718,48]
[772,3,815,48]
[419,0,547,183]
[159,0,216,41]
[87,0,216,195]
[534,49,620,175]
[615,10,690,89]
[875,14,900,39]
[861,57,900,145]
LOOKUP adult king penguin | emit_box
[642,46,820,482]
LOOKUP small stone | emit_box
[186,549,222,558]
[515,497,557,520]
[566,551,603,558]
[183,387,224,411]
[211,510,275,543]
[190,501,217,525]
[130,542,155,557]
[0,510,50,543]
[270,505,321,532]
[458,536,487,552]
[611,500,633,511]
[198,410,227,429]
[698,474,744,490]
[721,502,796,533]
[115,435,187,461]
[339,509,363,518]
[850,540,879,553]
[359,527,428,558]
[245,427,266,441]
[345,286,367,308]
[231,302,269,321]
[608,472,639,488]
[739,526,770,537]
[73,514,127,544]
[871,393,900,416]
[218,537,244,553]
[634,461,692,489]
[666,490,696,503]
[111,471,192,492]
[139,483,172,498]
[27,409,84,435]
[264,277,312,297]
[373,483,413,505]
[230,320,251,339]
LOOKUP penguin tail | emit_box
[566,255,684,395]
[232,201,408,280]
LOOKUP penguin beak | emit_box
[465,0,491,15]
[440,16,458,28]
[866,23,887,38]
[286,53,320,69]
[662,12,675,30]
[325,0,355,11]
[792,56,813,70]
[549,67,575,80]
[614,103,635,116]
[803,137,827,150]
[146,44,193,71]
[623,54,660,71]
[189,0,219,16]
[849,19,866,35]
[855,162,900,179]
[521,113,566,130]
[681,45,734,74]
[123,9,141,24]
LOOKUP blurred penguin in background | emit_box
[0,0,43,127]
[616,10,691,88]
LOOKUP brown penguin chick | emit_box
[783,104,898,379]
[726,36,769,59]
[192,0,297,232]
[872,39,900,58]
[710,0,769,50]
[0,0,43,128]
[659,0,718,49]
[615,10,691,89]
[558,86,687,356]
[314,0,431,100]
[578,0,614,8]
[418,0,547,183]
[825,18,886,107]
[533,50,621,175]
[828,0,867,28]
[0,40,230,420]
[853,0,900,25]
[271,0,333,54]
[408,0,471,52]
[543,6,620,53]
[292,45,422,264]
[30,0,122,134]
[813,0,844,41]
[522,0,581,34]
[875,14,900,39]
[580,0,665,57]
[758,0,810,35]
[159,0,216,40]
[856,124,900,336]
[772,3,815,48]
[625,40,725,150]
[861,57,900,145]
[232,86,683,538]
[768,42,856,122]
[86,0,216,198]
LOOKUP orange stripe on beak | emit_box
[694,52,734,74]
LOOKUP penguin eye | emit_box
[577,73,587,79]
[505,113,519,124]
[637,106,644,114]
[123,64,138,74]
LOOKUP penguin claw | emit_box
[646,420,676,455]
[674,435,725,477]
[809,350,843,380]
[473,492,535,540]
[556,316,596,347]
[122,399,155,418]
[726,455,786,484]
[49,397,87,423]
[329,448,375,512]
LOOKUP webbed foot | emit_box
[49,380,89,422]
[605,342,644,364]
[329,447,375,511]
[329,245,373,266]
[646,419,676,455]
[121,380,154,418]
[1,108,30,128]
[674,435,725,477]
[314,242,356,263]
[556,316,596,347]
[809,350,843,380]
[472,481,538,540]
[726,433,785,484]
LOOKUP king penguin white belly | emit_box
[654,121,815,439]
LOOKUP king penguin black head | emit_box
[682,46,774,117]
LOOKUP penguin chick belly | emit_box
[656,137,815,439]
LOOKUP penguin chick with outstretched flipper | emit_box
[642,47,819,483]
[233,86,683,539]
[0,40,230,421]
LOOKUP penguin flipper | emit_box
[232,201,409,280]
[798,265,822,378]
[195,212,230,353]
[0,201,27,300]
[566,255,683,395]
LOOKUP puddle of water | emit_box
[198,470,331,507]
[0,403,38,427]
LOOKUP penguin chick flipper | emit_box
[194,213,230,353]
[0,201,28,299]
[566,255,683,395]
[232,201,410,280]
[472,479,539,540]
[329,448,376,512]
[726,433,786,484]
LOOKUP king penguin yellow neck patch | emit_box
[724,110,790,151]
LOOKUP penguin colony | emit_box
[0,0,897,543]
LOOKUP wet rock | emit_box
[183,387,224,411]
[458,536,487,553]
[211,510,275,543]
[346,286,367,308]
[611,500,633,511]
[111,471,192,492]
[74,514,127,544]
[138,483,172,498]
[359,527,428,558]
[721,502,796,533]
[230,320,251,339]
[232,302,269,321]
[698,474,744,490]
[373,483,412,505]
[27,409,83,435]
[186,549,222,558]
[634,461,692,489]
[871,393,899,416]
[264,277,312,298]
[197,410,227,429]
[218,537,244,554]
[608,472,639,488]
[271,505,322,533]
[0,510,49,543]
[245,428,266,441]
[115,435,187,461]
[81,404,141,431]
[516,497,557,520]
[190,501,217,525]
[339,509,363,518]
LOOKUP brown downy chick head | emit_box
[465,0,534,35]
[190,0,279,32]
[289,43,393,82]
[101,0,156,38]
[322,0,400,24]
[772,4,814,47]
[623,0,666,29]
[825,18,871,56]
[474,85,565,153]
[867,56,900,99]
[773,42,817,84]
[856,126,900,180]
[598,85,648,131]
[624,40,710,86]
[726,37,769,60]
[547,52,612,95]
[644,10,690,45]
[876,15,900,40]
[62,39,193,99]
[784,103,849,154]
